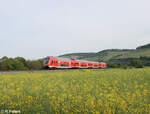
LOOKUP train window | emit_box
[44,60,49,64]
[54,61,57,64]
[75,63,79,65]
[61,63,69,66]
[51,60,53,65]
[81,65,87,67]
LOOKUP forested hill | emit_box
[59,43,150,62]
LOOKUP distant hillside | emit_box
[59,53,97,59]
[136,43,150,49]
[59,43,150,62]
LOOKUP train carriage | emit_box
[57,57,70,68]
[43,56,107,69]
[79,60,88,68]
[71,60,80,68]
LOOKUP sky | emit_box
[0,0,150,59]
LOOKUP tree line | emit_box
[0,56,149,71]
[107,56,150,69]
[0,56,43,71]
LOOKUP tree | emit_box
[0,56,43,71]
[14,57,28,70]
[26,60,43,70]
[1,56,8,60]
[129,60,143,68]
[0,56,29,70]
[107,62,121,68]
[13,59,28,70]
[0,58,9,70]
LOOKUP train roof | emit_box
[44,56,105,64]
[76,59,99,63]
[100,62,106,64]
[57,57,71,61]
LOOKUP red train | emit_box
[43,56,107,69]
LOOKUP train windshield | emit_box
[45,60,49,64]
[44,59,49,64]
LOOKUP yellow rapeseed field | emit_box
[0,68,150,113]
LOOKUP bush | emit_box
[26,60,43,70]
[129,60,143,68]
[121,64,128,69]
[107,62,121,68]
